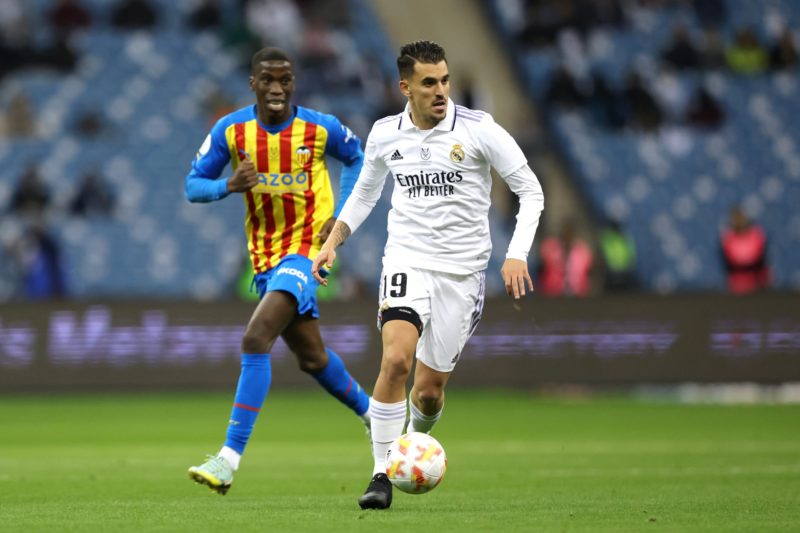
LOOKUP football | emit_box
[385,432,447,494]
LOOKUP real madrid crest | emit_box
[295,145,311,166]
[450,144,465,162]
[420,146,431,160]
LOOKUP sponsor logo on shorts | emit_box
[276,267,308,284]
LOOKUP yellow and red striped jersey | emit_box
[187,105,363,273]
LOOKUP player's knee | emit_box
[296,350,327,374]
[241,322,279,354]
[380,348,413,380]
[414,387,444,410]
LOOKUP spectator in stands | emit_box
[586,0,626,29]
[39,34,78,72]
[450,69,494,115]
[245,0,302,54]
[769,27,798,71]
[2,90,36,137]
[623,70,663,131]
[518,0,572,48]
[545,65,585,109]
[661,24,701,70]
[111,0,158,29]
[685,85,725,129]
[537,220,593,297]
[296,19,365,94]
[653,66,690,122]
[217,1,260,69]
[311,0,353,28]
[372,76,406,124]
[299,14,337,68]
[720,205,770,294]
[0,0,23,27]
[0,0,27,45]
[69,168,115,217]
[187,0,222,30]
[202,86,236,126]
[10,220,66,300]
[599,219,637,291]
[73,108,108,138]
[47,0,91,38]
[586,71,625,130]
[726,27,768,75]
[0,2,36,79]
[693,0,726,30]
[700,28,727,70]
[8,163,50,217]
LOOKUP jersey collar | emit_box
[398,98,456,132]
[254,104,297,134]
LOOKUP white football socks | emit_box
[408,398,442,434]
[368,398,407,476]
[218,446,241,470]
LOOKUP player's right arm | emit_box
[311,131,389,284]
[312,222,350,285]
[185,120,258,202]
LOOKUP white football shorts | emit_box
[377,259,486,372]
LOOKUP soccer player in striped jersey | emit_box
[313,40,545,509]
[185,47,370,495]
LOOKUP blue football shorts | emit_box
[252,254,321,318]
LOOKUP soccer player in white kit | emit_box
[311,41,544,509]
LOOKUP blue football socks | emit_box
[312,348,369,416]
[224,353,271,454]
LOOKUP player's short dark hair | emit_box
[397,40,447,79]
[251,47,292,72]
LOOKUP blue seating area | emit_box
[1,0,428,299]
[488,0,800,291]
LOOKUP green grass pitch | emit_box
[1,390,798,532]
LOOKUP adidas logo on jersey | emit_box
[390,149,403,161]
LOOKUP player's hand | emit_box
[317,217,336,244]
[227,151,259,193]
[501,258,533,300]
[312,247,336,285]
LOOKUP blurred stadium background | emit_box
[0,0,797,391]
[2,1,799,530]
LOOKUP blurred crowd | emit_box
[535,206,770,297]
[491,0,786,296]
[516,0,798,133]
[1,0,779,300]
[0,0,397,300]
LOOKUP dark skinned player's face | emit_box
[249,60,295,124]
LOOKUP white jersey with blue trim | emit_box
[338,98,544,275]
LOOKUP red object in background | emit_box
[721,224,770,294]
[538,236,593,296]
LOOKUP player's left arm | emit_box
[500,164,544,299]
[479,116,545,299]
[319,117,364,243]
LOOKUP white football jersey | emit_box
[339,98,541,275]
